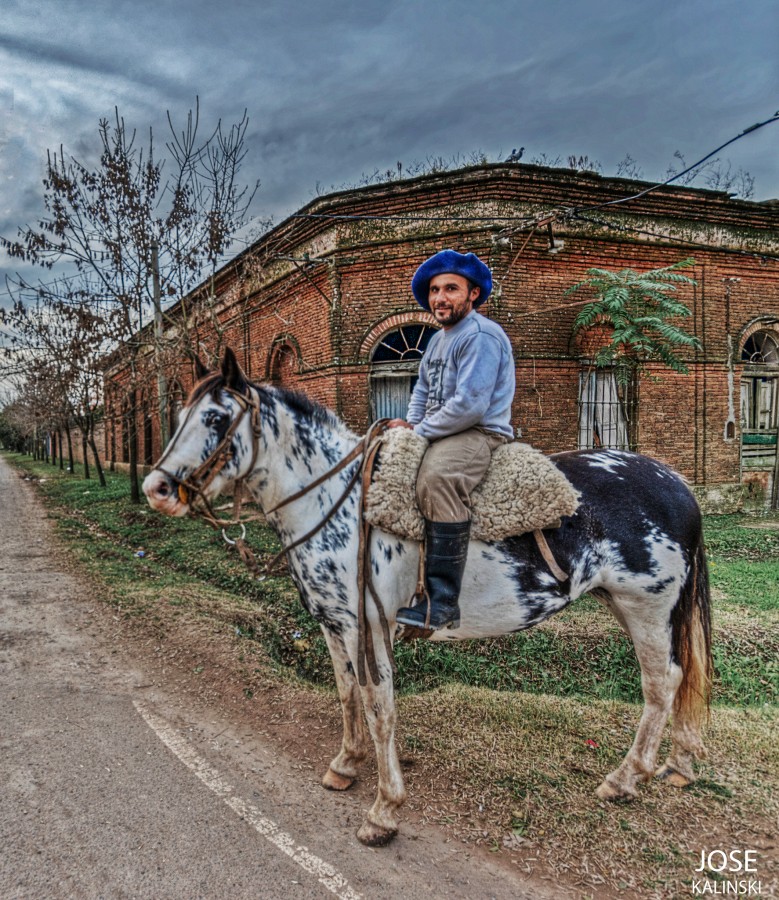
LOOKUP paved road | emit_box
[0,458,550,899]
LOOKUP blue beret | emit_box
[411,250,493,311]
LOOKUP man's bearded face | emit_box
[428,273,480,327]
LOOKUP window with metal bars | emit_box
[578,367,638,451]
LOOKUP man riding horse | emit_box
[389,250,516,630]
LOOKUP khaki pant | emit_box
[416,428,509,523]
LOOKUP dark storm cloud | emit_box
[1,0,777,297]
[0,32,180,95]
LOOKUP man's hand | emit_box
[387,419,413,429]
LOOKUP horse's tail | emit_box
[672,532,713,728]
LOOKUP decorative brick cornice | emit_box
[359,311,437,358]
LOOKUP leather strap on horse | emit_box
[262,418,394,687]
[264,437,369,516]
[355,424,396,687]
[395,543,435,642]
[158,388,262,517]
[158,387,395,688]
[398,531,568,644]
[259,458,365,578]
[533,528,569,582]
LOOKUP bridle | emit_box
[154,384,262,521]
[152,381,393,687]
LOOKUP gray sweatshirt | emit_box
[406,311,515,440]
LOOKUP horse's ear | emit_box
[193,354,209,381]
[221,347,247,392]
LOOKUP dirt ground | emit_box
[1,456,563,900]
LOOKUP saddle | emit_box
[363,428,580,542]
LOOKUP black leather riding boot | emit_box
[396,520,471,630]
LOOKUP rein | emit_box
[259,417,393,686]
[154,383,393,687]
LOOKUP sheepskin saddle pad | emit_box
[363,428,581,542]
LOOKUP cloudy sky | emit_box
[1,0,777,298]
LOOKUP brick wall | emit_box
[102,163,779,510]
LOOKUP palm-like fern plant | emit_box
[568,258,702,384]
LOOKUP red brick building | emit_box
[105,162,779,511]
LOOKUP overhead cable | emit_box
[570,111,779,214]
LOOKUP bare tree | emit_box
[2,101,260,501]
[703,159,755,198]
[2,289,111,482]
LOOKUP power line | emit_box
[284,113,779,229]
[570,112,779,214]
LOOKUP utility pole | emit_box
[151,241,169,450]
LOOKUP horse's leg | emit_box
[320,628,369,791]
[596,591,683,801]
[354,631,406,847]
[654,701,707,788]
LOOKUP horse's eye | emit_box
[203,410,229,433]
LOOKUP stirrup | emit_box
[396,602,460,631]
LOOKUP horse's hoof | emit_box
[357,821,398,847]
[322,768,355,791]
[655,765,693,788]
[596,779,636,802]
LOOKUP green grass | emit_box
[394,630,644,699]
[704,513,779,613]
[710,559,779,611]
[5,452,778,707]
[704,513,779,561]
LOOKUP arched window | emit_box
[269,340,300,385]
[742,331,779,365]
[371,323,435,364]
[740,329,779,470]
[369,323,437,420]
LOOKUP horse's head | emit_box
[143,348,258,517]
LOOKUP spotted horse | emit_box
[143,349,713,847]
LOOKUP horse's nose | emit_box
[143,470,167,499]
[155,478,172,498]
[143,470,182,513]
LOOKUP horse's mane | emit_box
[186,372,352,437]
[267,384,344,432]
[186,372,225,406]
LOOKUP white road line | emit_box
[134,701,362,900]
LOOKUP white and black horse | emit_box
[144,349,712,847]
